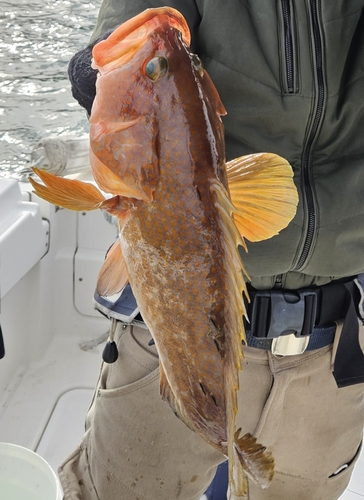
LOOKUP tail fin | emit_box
[228,430,274,496]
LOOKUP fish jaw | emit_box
[92,7,190,74]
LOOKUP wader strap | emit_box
[0,322,4,359]
[332,281,364,388]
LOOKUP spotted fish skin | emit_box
[29,8,299,495]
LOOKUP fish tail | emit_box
[229,429,274,497]
[29,168,106,211]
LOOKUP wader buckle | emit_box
[250,289,318,355]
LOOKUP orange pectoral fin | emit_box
[96,239,129,296]
[226,153,299,242]
[29,168,106,211]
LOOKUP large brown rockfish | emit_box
[29,7,298,496]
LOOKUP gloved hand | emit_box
[68,29,114,115]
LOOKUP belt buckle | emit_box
[250,289,318,356]
[271,333,310,356]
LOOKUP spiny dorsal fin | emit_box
[29,168,106,211]
[210,177,277,496]
[210,179,248,497]
[96,240,128,296]
[226,153,298,242]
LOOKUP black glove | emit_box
[68,29,114,115]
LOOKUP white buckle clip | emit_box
[271,333,310,356]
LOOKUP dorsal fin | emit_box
[210,177,277,495]
[96,240,128,296]
[209,179,248,496]
[226,153,298,242]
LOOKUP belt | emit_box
[244,280,364,388]
[245,324,336,353]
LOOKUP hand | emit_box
[68,29,114,115]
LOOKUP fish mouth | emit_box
[92,7,191,74]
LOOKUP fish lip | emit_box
[92,7,190,73]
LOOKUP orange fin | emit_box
[226,153,298,242]
[96,240,128,296]
[29,168,105,211]
[232,429,274,493]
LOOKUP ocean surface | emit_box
[0,0,100,179]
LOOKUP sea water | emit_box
[0,0,100,179]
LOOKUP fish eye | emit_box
[190,54,204,77]
[145,57,168,81]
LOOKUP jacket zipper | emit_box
[294,0,325,271]
[281,0,295,93]
[275,0,296,288]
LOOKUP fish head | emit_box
[89,7,227,203]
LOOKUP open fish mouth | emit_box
[92,7,190,74]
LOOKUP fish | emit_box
[29,7,298,496]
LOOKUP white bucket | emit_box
[0,442,63,500]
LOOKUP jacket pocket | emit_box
[278,0,300,94]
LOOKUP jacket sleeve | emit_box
[90,0,201,49]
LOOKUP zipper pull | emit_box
[102,318,119,363]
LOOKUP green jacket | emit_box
[90,0,364,290]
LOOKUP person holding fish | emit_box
[31,1,364,499]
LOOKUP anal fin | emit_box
[97,240,128,296]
